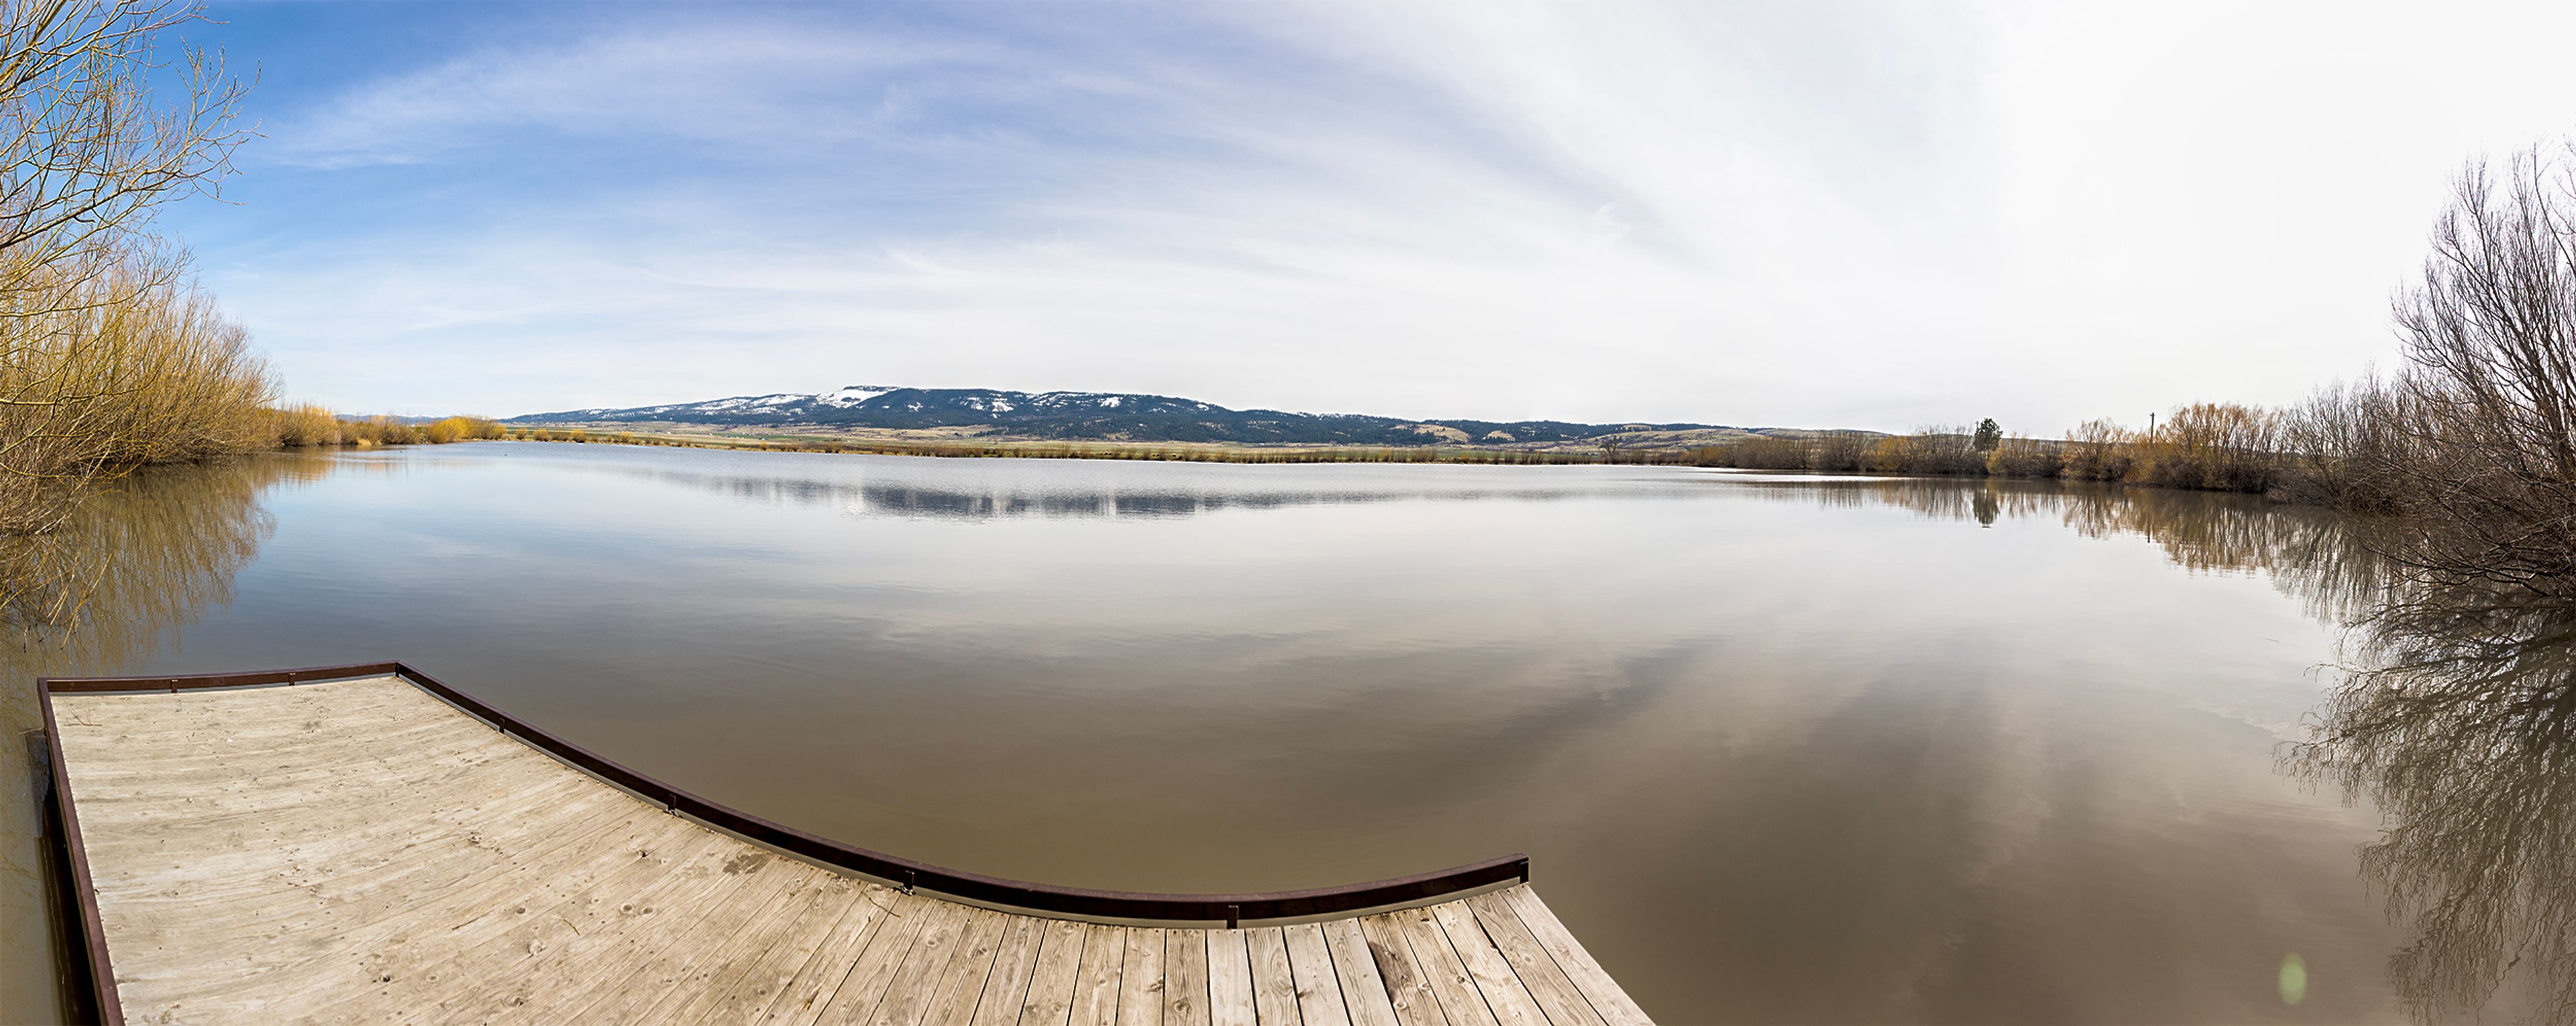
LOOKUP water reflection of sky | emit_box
[10,441,2560,1023]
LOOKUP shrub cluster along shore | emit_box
[1681,392,2391,509]
[272,407,504,447]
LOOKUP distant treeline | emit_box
[1681,394,2396,510]
[272,407,504,448]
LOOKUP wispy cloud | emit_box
[188,1,2576,429]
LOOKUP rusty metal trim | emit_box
[38,679,123,1025]
[38,661,1532,933]
[42,661,402,693]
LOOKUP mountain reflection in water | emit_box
[623,465,1614,520]
[0,447,2568,1022]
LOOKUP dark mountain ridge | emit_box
[508,384,1780,447]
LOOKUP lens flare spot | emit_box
[2279,953,2308,1005]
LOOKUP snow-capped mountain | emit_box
[509,384,1731,446]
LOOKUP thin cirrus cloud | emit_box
[180,1,2576,430]
[267,25,1010,170]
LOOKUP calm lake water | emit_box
[0,441,2549,1022]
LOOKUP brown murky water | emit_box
[0,443,2559,1023]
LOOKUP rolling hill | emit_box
[508,384,1824,448]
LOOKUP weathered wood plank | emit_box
[454,828,803,1023]
[760,887,912,1025]
[1244,927,1299,1026]
[1464,892,1605,1026]
[89,760,608,924]
[302,797,696,987]
[1016,918,1089,1026]
[1355,915,1448,1026]
[127,799,708,1020]
[1068,923,1128,1026]
[919,907,1013,1026]
[1118,926,1166,1026]
[1321,919,1400,1026]
[964,914,1046,1026]
[1426,905,1546,1026]
[665,874,884,1023]
[563,862,827,1023]
[1164,927,1211,1026]
[56,684,475,754]
[70,729,549,875]
[1494,888,1649,1026]
[1388,908,1499,1026]
[861,899,980,1026]
[1285,922,1353,1026]
[420,828,752,1021]
[1204,929,1258,1026]
[808,893,951,1025]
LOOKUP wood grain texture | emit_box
[1389,907,1501,1026]
[1163,927,1210,1026]
[48,677,1648,1025]
[1320,918,1399,1026]
[1426,905,1547,1026]
[1204,929,1258,1026]
[1068,923,1130,1026]
[1245,927,1300,1026]
[1462,892,1603,1026]
[1495,887,1652,1026]
[1016,919,1090,1026]
[1284,923,1354,1026]
[1355,914,1448,1026]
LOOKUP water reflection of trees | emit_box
[1764,474,2566,1021]
[2289,587,2576,1023]
[0,453,324,650]
[1737,477,2398,624]
[1,452,325,1023]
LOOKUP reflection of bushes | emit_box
[0,453,319,650]
[2290,585,2576,1023]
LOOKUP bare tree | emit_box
[2388,144,2576,598]
[0,0,253,536]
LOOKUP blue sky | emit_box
[161,1,2576,429]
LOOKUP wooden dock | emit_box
[39,664,1651,1025]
